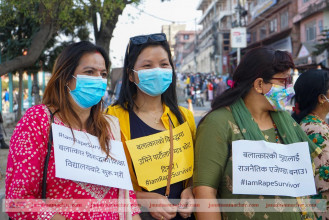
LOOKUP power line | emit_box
[130,5,198,24]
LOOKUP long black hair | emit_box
[292,69,329,123]
[199,47,295,126]
[43,41,112,157]
[113,35,184,124]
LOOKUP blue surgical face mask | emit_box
[68,75,107,108]
[133,68,173,97]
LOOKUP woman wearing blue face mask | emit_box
[6,41,141,220]
[292,69,329,219]
[106,33,196,220]
[193,47,320,220]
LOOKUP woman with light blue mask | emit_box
[106,33,196,220]
[6,41,142,220]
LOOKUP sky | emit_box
[109,0,202,68]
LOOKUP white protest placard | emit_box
[52,123,133,190]
[232,140,316,197]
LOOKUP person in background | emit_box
[190,83,196,104]
[201,77,208,103]
[106,33,196,220]
[193,47,320,219]
[292,69,329,219]
[185,75,190,101]
[0,111,9,149]
[103,88,112,108]
[226,75,234,88]
[6,41,141,220]
[215,77,227,98]
[3,89,9,111]
[207,79,213,101]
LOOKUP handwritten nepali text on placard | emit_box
[232,140,316,197]
[126,122,193,191]
[52,123,133,190]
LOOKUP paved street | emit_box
[0,97,210,219]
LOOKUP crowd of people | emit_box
[4,33,329,220]
[181,73,232,107]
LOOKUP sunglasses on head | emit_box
[127,33,167,55]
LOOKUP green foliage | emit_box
[0,13,37,60]
[0,0,141,75]
[314,29,329,56]
[0,0,91,73]
[77,0,140,29]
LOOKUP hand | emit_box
[137,191,177,220]
[178,187,195,219]
[132,214,142,220]
[51,214,67,220]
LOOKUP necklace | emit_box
[310,113,329,128]
[154,117,161,124]
[272,122,280,144]
[136,110,163,124]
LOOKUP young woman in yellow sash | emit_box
[106,33,196,220]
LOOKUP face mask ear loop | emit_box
[322,94,329,103]
[67,75,77,92]
[131,69,139,85]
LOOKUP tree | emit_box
[0,0,141,77]
[77,0,140,67]
[0,0,76,76]
[314,29,329,56]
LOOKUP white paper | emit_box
[232,140,316,197]
[52,123,133,190]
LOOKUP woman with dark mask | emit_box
[293,69,329,219]
[106,33,196,220]
[193,47,320,219]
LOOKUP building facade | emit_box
[246,0,299,56]
[162,24,186,57]
[193,0,238,74]
[177,0,329,75]
[174,30,197,73]
[293,0,329,67]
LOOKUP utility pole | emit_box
[194,18,198,73]
[212,0,219,74]
[236,0,241,64]
[232,0,247,65]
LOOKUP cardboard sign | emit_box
[52,124,133,190]
[126,122,193,191]
[232,140,316,197]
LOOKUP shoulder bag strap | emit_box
[42,107,59,199]
[165,114,175,197]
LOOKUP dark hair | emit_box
[292,69,329,123]
[114,35,184,123]
[43,41,112,157]
[199,47,295,126]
